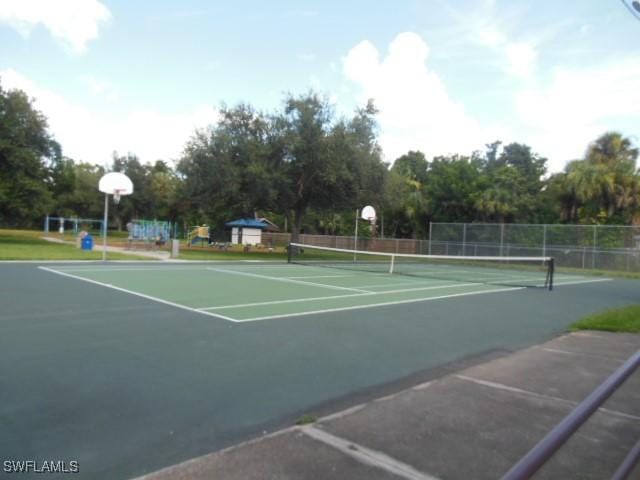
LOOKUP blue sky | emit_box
[1,0,639,172]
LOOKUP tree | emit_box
[480,142,548,223]
[392,151,428,184]
[0,82,59,226]
[425,154,485,223]
[557,132,640,224]
[276,93,385,241]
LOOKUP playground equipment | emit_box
[44,216,104,236]
[188,225,210,247]
[126,219,172,249]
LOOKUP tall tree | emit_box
[0,82,59,226]
[277,93,384,241]
[558,132,640,224]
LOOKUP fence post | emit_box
[500,223,505,256]
[462,223,467,256]
[428,221,433,255]
[592,226,597,269]
[542,224,547,258]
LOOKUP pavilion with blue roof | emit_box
[225,218,277,245]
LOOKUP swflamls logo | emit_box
[3,460,80,473]
[621,0,640,21]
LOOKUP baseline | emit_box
[38,266,239,322]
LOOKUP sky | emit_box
[1,0,639,173]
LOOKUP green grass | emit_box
[295,414,317,425]
[177,245,287,261]
[556,266,640,281]
[570,305,640,333]
[0,229,150,260]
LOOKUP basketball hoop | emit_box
[98,172,134,261]
[361,205,376,224]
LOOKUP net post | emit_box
[546,258,555,291]
[287,243,293,263]
[389,254,395,274]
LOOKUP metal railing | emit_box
[501,350,640,479]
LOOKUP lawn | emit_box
[177,243,287,261]
[0,229,149,260]
[570,305,640,333]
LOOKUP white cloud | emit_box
[343,32,505,162]
[0,0,111,53]
[79,75,118,102]
[504,42,537,79]
[515,58,640,171]
[476,27,506,48]
[475,25,537,79]
[1,69,219,165]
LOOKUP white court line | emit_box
[198,282,483,311]
[285,274,351,279]
[205,267,373,293]
[38,266,239,322]
[552,278,613,286]
[301,426,439,480]
[236,286,524,322]
[55,266,207,273]
[456,375,640,421]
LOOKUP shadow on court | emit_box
[0,263,638,479]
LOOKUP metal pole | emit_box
[354,208,359,261]
[592,225,597,269]
[542,224,547,258]
[428,221,433,255]
[102,194,109,261]
[500,223,505,256]
[501,350,640,480]
[462,223,467,256]
[611,438,640,480]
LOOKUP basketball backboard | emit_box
[361,205,376,221]
[99,172,133,204]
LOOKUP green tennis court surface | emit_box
[2,262,637,479]
[40,262,610,322]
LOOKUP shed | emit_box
[225,218,270,245]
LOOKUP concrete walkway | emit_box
[42,236,170,260]
[136,331,640,480]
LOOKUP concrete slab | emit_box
[544,331,640,360]
[459,333,640,416]
[135,332,640,480]
[318,376,640,480]
[136,429,403,480]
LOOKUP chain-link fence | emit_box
[429,223,640,272]
[263,223,640,272]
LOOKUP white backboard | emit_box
[361,205,376,220]
[99,172,133,195]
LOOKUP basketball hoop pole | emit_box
[102,193,109,261]
[354,208,359,261]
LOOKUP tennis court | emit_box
[2,257,636,479]
[39,255,605,322]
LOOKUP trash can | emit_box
[81,234,94,251]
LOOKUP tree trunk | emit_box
[290,206,304,244]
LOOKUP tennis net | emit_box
[288,242,555,290]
